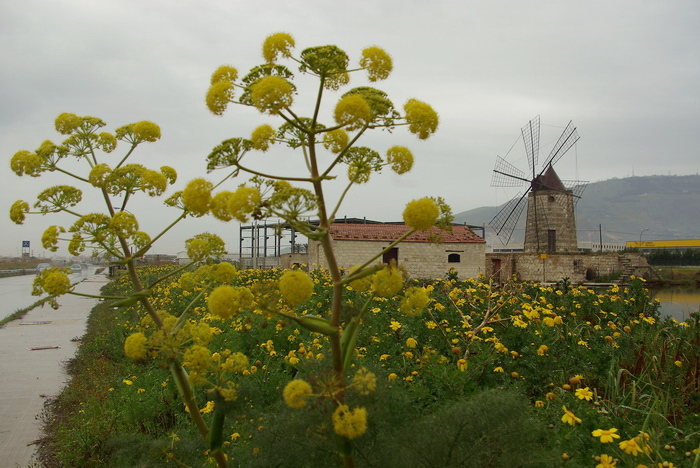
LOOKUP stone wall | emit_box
[308,239,485,280]
[485,252,650,283]
[524,189,578,253]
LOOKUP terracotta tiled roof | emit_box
[327,224,485,243]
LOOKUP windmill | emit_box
[489,116,588,253]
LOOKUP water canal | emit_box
[651,287,700,322]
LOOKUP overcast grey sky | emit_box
[2,0,698,257]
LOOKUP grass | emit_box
[653,267,700,286]
[38,266,700,467]
[0,296,53,328]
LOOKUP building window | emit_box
[448,253,461,263]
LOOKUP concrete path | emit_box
[0,272,109,467]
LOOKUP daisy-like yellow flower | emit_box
[200,401,215,414]
[575,387,594,401]
[389,320,402,331]
[561,406,582,426]
[592,428,620,443]
[618,438,643,456]
[457,359,468,372]
[595,454,617,468]
[493,367,504,373]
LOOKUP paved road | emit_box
[0,268,98,321]
[0,271,108,467]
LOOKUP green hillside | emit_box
[455,174,700,244]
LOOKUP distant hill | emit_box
[454,175,700,244]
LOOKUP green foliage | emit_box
[39,270,700,466]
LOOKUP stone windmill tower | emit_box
[489,116,587,253]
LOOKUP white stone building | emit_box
[305,223,486,279]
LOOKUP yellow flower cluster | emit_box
[42,271,72,296]
[360,46,392,82]
[283,379,313,409]
[404,98,439,140]
[207,285,254,320]
[227,186,261,223]
[182,178,213,216]
[41,225,65,252]
[403,197,439,231]
[206,80,235,116]
[322,129,349,154]
[372,266,403,297]
[334,94,372,131]
[55,112,83,134]
[110,211,139,238]
[250,76,294,113]
[399,287,430,316]
[10,200,30,225]
[262,32,295,63]
[279,270,315,305]
[251,124,276,151]
[10,150,43,177]
[351,368,377,395]
[386,146,414,175]
[332,405,367,439]
[124,332,148,360]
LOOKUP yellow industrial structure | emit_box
[626,239,700,249]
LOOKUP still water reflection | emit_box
[651,288,700,322]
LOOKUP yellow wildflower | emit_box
[592,428,620,443]
[575,387,594,401]
[561,406,582,426]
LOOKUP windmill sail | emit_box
[488,191,528,244]
[491,156,528,187]
[542,121,579,169]
[521,115,540,178]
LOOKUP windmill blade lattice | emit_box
[491,156,528,187]
[488,191,528,244]
[542,121,580,169]
[561,180,589,206]
[521,115,540,177]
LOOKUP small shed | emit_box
[307,223,486,279]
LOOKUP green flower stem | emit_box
[66,291,128,300]
[52,165,90,184]
[114,143,137,169]
[171,287,208,332]
[132,212,187,259]
[328,179,356,221]
[146,260,197,290]
[321,126,367,179]
[336,264,384,287]
[169,362,230,468]
[233,160,316,183]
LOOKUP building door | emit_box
[547,230,557,253]
[383,247,398,265]
[491,258,502,283]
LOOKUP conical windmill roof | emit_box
[531,165,566,191]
